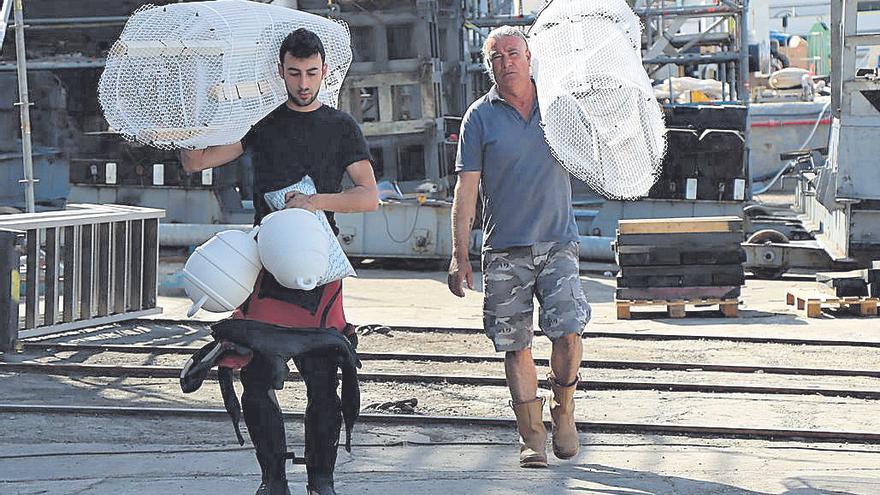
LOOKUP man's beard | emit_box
[287,88,320,107]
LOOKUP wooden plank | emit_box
[667,303,686,318]
[616,301,631,320]
[618,216,743,235]
[787,289,879,318]
[619,216,742,226]
[619,221,742,235]
[614,298,740,320]
[616,232,743,247]
[624,298,736,307]
[616,286,741,301]
[720,301,739,317]
[856,299,878,316]
[806,300,822,318]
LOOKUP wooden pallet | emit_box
[785,290,879,318]
[616,298,739,320]
[617,216,742,235]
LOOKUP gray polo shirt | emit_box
[455,85,579,251]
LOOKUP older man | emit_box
[447,26,590,468]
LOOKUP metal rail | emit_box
[2,403,878,444]
[5,362,879,400]
[27,320,880,348]
[1,15,129,29]
[359,324,880,348]
[19,342,880,379]
[0,204,165,349]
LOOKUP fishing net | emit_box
[529,0,666,199]
[98,0,352,150]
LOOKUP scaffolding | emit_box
[462,0,750,103]
[636,0,750,103]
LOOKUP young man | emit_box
[182,28,377,495]
[447,26,591,468]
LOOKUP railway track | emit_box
[10,322,879,446]
[109,319,880,348]
[3,403,878,445]
[3,361,880,400]
[19,341,880,379]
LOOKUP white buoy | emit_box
[182,229,262,317]
[257,209,329,291]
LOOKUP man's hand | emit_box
[180,149,206,173]
[285,191,318,212]
[447,256,473,298]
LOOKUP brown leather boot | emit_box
[510,397,548,468]
[548,373,579,459]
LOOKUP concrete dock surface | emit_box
[2,267,879,494]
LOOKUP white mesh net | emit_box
[98,0,352,150]
[528,0,666,199]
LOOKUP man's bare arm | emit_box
[447,171,480,297]
[180,142,244,173]
[285,159,379,213]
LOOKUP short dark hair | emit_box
[279,28,326,65]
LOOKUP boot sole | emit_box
[553,449,578,460]
[520,457,548,468]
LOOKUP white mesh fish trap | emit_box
[98,0,352,150]
[529,0,666,199]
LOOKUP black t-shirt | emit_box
[242,103,371,233]
[241,103,370,310]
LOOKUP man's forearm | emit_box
[180,143,244,173]
[312,185,379,213]
[451,199,475,261]
[180,149,207,173]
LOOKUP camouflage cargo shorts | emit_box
[482,241,591,352]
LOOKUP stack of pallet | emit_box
[614,216,745,319]
[815,264,880,298]
[784,262,880,318]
